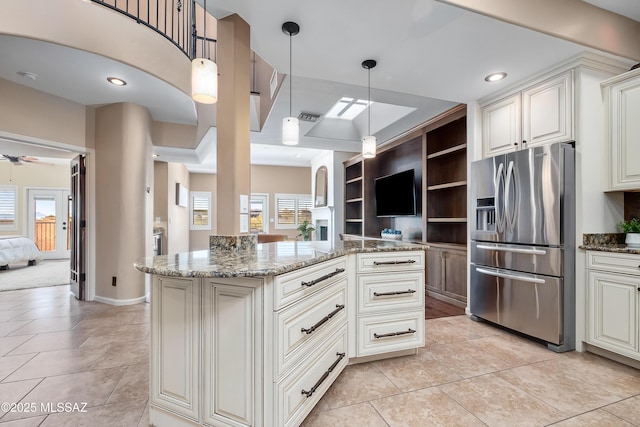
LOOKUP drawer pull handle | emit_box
[373,260,416,266]
[373,289,416,297]
[301,352,346,398]
[374,328,416,339]
[301,268,345,287]
[301,305,345,335]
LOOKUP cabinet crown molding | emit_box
[479,51,632,107]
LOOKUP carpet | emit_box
[0,259,70,291]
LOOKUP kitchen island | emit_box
[134,238,426,427]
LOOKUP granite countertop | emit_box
[579,233,640,255]
[134,239,425,278]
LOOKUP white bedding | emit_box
[0,237,43,267]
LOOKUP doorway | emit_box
[27,189,71,260]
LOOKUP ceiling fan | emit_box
[1,155,54,166]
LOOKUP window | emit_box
[0,186,17,230]
[325,97,372,120]
[189,191,211,230]
[250,194,269,233]
[275,194,312,229]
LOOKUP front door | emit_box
[27,189,71,260]
[70,155,86,300]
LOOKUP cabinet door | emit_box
[522,71,573,148]
[587,270,639,358]
[608,76,640,190]
[443,249,467,301]
[202,278,263,427]
[482,93,521,157]
[150,277,200,421]
[425,249,443,293]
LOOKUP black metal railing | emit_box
[89,0,216,60]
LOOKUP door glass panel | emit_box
[67,195,73,251]
[250,199,265,233]
[34,197,56,252]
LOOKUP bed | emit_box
[0,236,43,269]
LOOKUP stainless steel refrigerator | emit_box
[470,142,575,352]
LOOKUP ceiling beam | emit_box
[438,0,640,61]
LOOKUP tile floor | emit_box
[0,285,636,426]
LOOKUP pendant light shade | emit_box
[362,59,377,159]
[282,116,299,146]
[191,0,218,104]
[191,58,218,104]
[282,21,300,146]
[362,135,377,159]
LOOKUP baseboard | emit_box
[426,290,467,308]
[93,295,147,306]
[584,343,640,369]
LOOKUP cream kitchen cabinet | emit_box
[601,67,640,191]
[354,251,425,358]
[482,70,573,158]
[150,276,202,423]
[586,251,640,361]
[270,257,348,427]
[150,276,265,427]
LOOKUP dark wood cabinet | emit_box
[425,244,467,304]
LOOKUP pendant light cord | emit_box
[202,0,206,59]
[289,31,292,117]
[368,67,371,135]
[252,51,256,93]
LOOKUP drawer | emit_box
[274,256,347,310]
[357,250,424,273]
[587,251,640,276]
[274,278,347,379]
[358,271,424,315]
[275,325,348,427]
[357,310,424,357]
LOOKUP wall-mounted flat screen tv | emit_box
[374,169,417,217]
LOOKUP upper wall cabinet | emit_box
[482,70,574,158]
[482,93,521,157]
[602,68,640,191]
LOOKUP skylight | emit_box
[325,97,372,120]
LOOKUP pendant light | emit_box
[362,59,377,159]
[191,0,217,104]
[282,21,300,146]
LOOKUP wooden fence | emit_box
[35,219,56,252]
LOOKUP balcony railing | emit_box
[89,0,216,60]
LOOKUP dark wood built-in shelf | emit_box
[426,143,467,159]
[343,104,468,303]
[427,180,467,191]
[427,218,467,223]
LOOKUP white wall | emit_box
[311,151,357,245]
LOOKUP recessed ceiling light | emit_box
[485,72,507,82]
[107,77,127,86]
[17,71,38,81]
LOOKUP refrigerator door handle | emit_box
[476,244,547,256]
[504,160,516,232]
[475,267,546,284]
[494,163,506,233]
